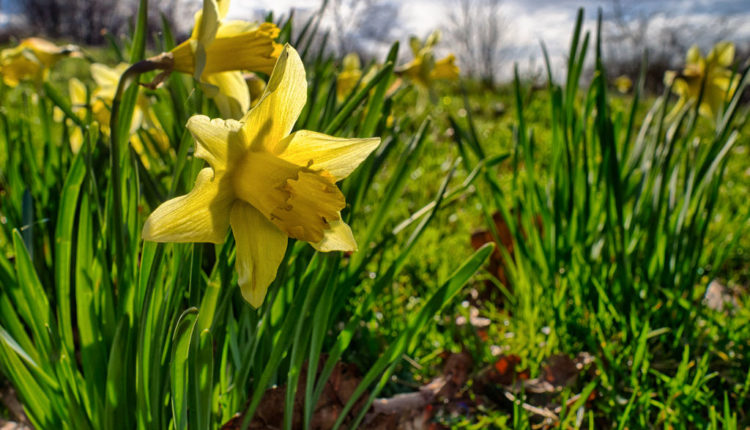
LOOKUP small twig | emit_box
[504,391,559,421]
[401,353,423,371]
[0,419,33,430]
[554,392,581,414]
[371,376,447,415]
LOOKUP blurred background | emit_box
[2,0,749,91]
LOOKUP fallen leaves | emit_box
[366,352,473,428]
[222,349,598,430]
[473,352,596,428]
[222,359,366,430]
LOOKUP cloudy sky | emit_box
[220,0,750,78]
[2,0,749,78]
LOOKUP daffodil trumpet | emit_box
[142,45,381,307]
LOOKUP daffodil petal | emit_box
[710,41,734,68]
[69,126,83,154]
[69,78,87,112]
[19,38,57,67]
[91,63,129,101]
[53,106,64,122]
[217,0,230,18]
[216,20,258,37]
[202,23,281,76]
[701,86,725,119]
[409,36,422,57]
[686,45,701,65]
[311,217,357,252]
[342,53,361,71]
[194,43,209,82]
[663,70,677,86]
[91,63,126,91]
[190,9,203,40]
[277,131,380,180]
[142,168,233,243]
[230,201,288,307]
[241,44,306,153]
[0,46,43,86]
[204,71,251,119]
[430,55,459,80]
[196,0,221,48]
[186,115,244,171]
[425,30,441,49]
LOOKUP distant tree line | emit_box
[601,0,749,93]
[6,0,747,93]
[14,0,192,44]
[444,0,504,88]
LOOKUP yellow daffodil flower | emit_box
[0,37,80,87]
[148,0,281,118]
[664,41,737,120]
[245,72,267,106]
[19,37,80,68]
[54,77,88,153]
[142,45,380,307]
[337,53,363,101]
[204,71,251,118]
[1,46,44,87]
[614,75,632,94]
[90,63,170,166]
[396,31,459,89]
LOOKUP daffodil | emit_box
[1,46,44,87]
[148,0,281,118]
[614,75,632,94]
[396,31,459,89]
[337,53,363,101]
[0,37,80,87]
[19,38,80,68]
[53,77,87,153]
[90,63,170,165]
[142,45,380,307]
[664,41,737,120]
[245,72,267,106]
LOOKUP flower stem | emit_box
[108,58,171,289]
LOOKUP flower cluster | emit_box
[396,31,459,89]
[665,41,737,120]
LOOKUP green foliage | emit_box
[0,3,490,429]
[0,4,748,430]
[448,9,750,427]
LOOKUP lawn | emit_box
[0,4,748,429]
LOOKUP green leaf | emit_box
[55,152,86,356]
[171,308,198,430]
[337,243,495,429]
[192,328,214,430]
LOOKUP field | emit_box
[0,4,749,429]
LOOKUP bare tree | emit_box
[326,0,401,57]
[444,0,504,88]
[602,0,740,93]
[17,0,193,45]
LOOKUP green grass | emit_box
[1,4,749,430]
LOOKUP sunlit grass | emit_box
[0,3,748,430]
